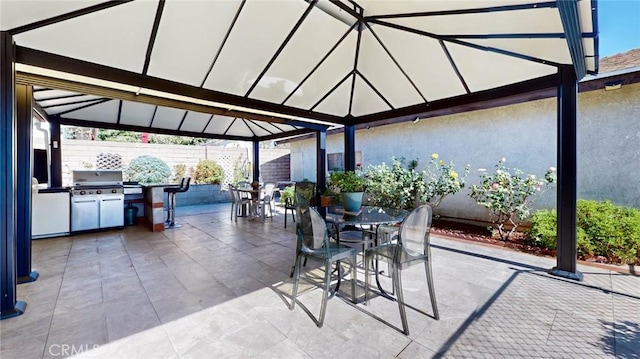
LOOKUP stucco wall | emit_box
[289,83,640,221]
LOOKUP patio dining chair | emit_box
[290,203,357,328]
[284,181,316,229]
[364,204,439,335]
[229,185,252,222]
[258,182,276,220]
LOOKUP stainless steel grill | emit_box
[71,170,124,232]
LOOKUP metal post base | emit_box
[548,267,583,281]
[0,301,27,320]
[17,270,39,284]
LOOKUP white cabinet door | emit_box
[71,197,99,232]
[100,196,124,228]
[32,192,70,237]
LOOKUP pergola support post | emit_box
[16,84,38,284]
[49,116,62,188]
[0,31,27,320]
[316,130,327,205]
[252,140,260,183]
[549,65,582,281]
[344,124,355,172]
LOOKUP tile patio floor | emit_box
[1,203,639,358]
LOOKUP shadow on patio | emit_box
[1,203,638,358]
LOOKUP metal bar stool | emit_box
[165,177,191,229]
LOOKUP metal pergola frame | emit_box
[1,0,597,319]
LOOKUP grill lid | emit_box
[73,170,123,187]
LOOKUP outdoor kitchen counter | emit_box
[143,184,179,232]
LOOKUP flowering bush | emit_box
[469,158,556,241]
[366,157,425,210]
[421,153,470,208]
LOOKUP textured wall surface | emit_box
[61,141,290,187]
[290,83,640,221]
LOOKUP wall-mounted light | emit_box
[604,80,622,91]
[412,117,420,124]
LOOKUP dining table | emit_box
[236,186,262,219]
[321,205,409,303]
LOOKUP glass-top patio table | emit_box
[323,205,408,227]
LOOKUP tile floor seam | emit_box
[40,236,74,359]
[119,232,180,357]
[395,339,413,357]
[544,310,558,345]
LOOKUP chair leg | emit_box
[393,266,410,335]
[351,253,357,303]
[364,252,371,305]
[290,254,302,310]
[425,260,440,320]
[317,259,332,328]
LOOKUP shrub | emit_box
[527,200,640,264]
[421,153,470,208]
[280,185,295,205]
[173,164,186,183]
[194,159,224,184]
[366,157,424,210]
[126,155,171,185]
[469,158,556,241]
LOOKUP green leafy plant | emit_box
[421,153,470,208]
[365,157,425,210]
[194,159,224,184]
[280,185,295,205]
[469,158,556,241]
[528,200,640,264]
[331,170,366,193]
[125,155,171,185]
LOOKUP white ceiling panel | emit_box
[203,0,308,96]
[120,101,157,127]
[578,0,595,32]
[151,107,185,130]
[248,6,353,104]
[351,77,391,117]
[34,89,81,101]
[147,0,243,86]
[65,99,119,123]
[204,115,236,135]
[264,122,297,134]
[284,32,357,109]
[225,119,254,137]
[15,1,157,72]
[0,0,103,31]
[45,101,103,116]
[244,120,272,137]
[313,78,351,117]
[371,25,466,101]
[357,30,424,109]
[447,42,556,92]
[39,95,100,109]
[388,7,564,35]
[180,111,212,133]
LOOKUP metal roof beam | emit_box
[557,0,587,79]
[365,1,558,20]
[438,32,596,40]
[9,1,134,35]
[142,0,165,75]
[15,46,344,124]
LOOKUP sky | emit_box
[598,0,640,57]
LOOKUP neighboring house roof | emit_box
[599,49,640,73]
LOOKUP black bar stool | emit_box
[165,177,191,229]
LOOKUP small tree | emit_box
[469,158,556,241]
[194,159,224,184]
[173,164,186,183]
[421,153,470,208]
[366,157,425,210]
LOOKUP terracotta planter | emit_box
[320,195,336,207]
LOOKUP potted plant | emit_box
[332,171,366,212]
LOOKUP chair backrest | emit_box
[296,203,328,251]
[179,177,191,192]
[294,181,316,206]
[228,184,239,203]
[237,180,250,188]
[263,183,276,199]
[398,204,433,256]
